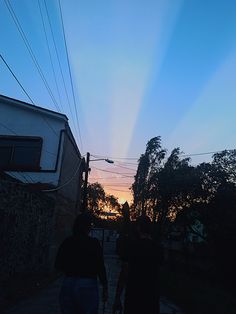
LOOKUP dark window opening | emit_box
[0,136,42,171]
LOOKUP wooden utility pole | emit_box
[82,152,90,211]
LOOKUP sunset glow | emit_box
[1,0,236,202]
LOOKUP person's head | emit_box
[136,215,152,236]
[73,212,93,236]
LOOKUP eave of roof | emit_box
[0,94,68,121]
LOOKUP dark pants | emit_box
[59,277,99,314]
[124,290,160,314]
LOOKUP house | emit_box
[0,95,84,276]
[0,94,83,207]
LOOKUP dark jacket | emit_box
[55,234,107,287]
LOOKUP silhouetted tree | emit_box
[132,136,166,216]
[105,194,121,212]
[132,138,236,233]
[87,182,106,214]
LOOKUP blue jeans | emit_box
[59,277,99,314]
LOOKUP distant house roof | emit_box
[0,94,68,122]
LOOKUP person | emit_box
[113,215,160,314]
[55,212,108,314]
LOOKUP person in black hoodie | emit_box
[113,215,160,314]
[55,212,108,314]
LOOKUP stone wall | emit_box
[0,177,55,277]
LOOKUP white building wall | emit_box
[0,99,66,185]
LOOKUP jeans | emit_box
[59,277,99,314]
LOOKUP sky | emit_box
[1,0,236,204]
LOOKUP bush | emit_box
[160,266,236,314]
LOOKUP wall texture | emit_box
[0,173,82,309]
[0,176,55,277]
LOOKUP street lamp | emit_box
[82,152,114,211]
[90,158,114,164]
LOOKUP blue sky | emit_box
[1,0,236,201]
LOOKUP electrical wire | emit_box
[114,164,137,172]
[43,0,78,131]
[99,183,132,186]
[180,150,236,157]
[91,166,135,177]
[58,0,83,151]
[42,159,82,192]
[0,53,59,138]
[0,54,34,104]
[38,0,62,110]
[91,154,138,161]
[89,176,133,180]
[106,187,132,193]
[4,0,61,113]
[115,161,139,166]
[92,149,236,161]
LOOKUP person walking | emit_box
[113,215,160,314]
[55,212,108,314]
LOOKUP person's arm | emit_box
[55,239,67,272]
[113,262,128,313]
[96,240,108,302]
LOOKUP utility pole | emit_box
[82,152,90,212]
[81,153,114,212]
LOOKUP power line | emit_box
[4,0,61,113]
[99,183,132,186]
[42,159,82,192]
[90,155,138,166]
[114,164,137,172]
[91,166,135,177]
[116,161,139,166]
[0,54,34,104]
[92,149,236,161]
[0,54,59,137]
[106,187,132,193]
[91,154,139,161]
[43,0,77,126]
[58,0,83,152]
[38,0,62,110]
[89,176,133,180]
[180,150,236,157]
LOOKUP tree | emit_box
[132,136,166,216]
[105,194,121,212]
[87,182,106,214]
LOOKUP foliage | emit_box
[132,137,205,234]
[132,136,236,288]
[160,266,236,314]
[132,136,166,217]
[105,194,121,212]
[87,182,121,216]
[87,182,105,214]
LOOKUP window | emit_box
[0,136,42,171]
